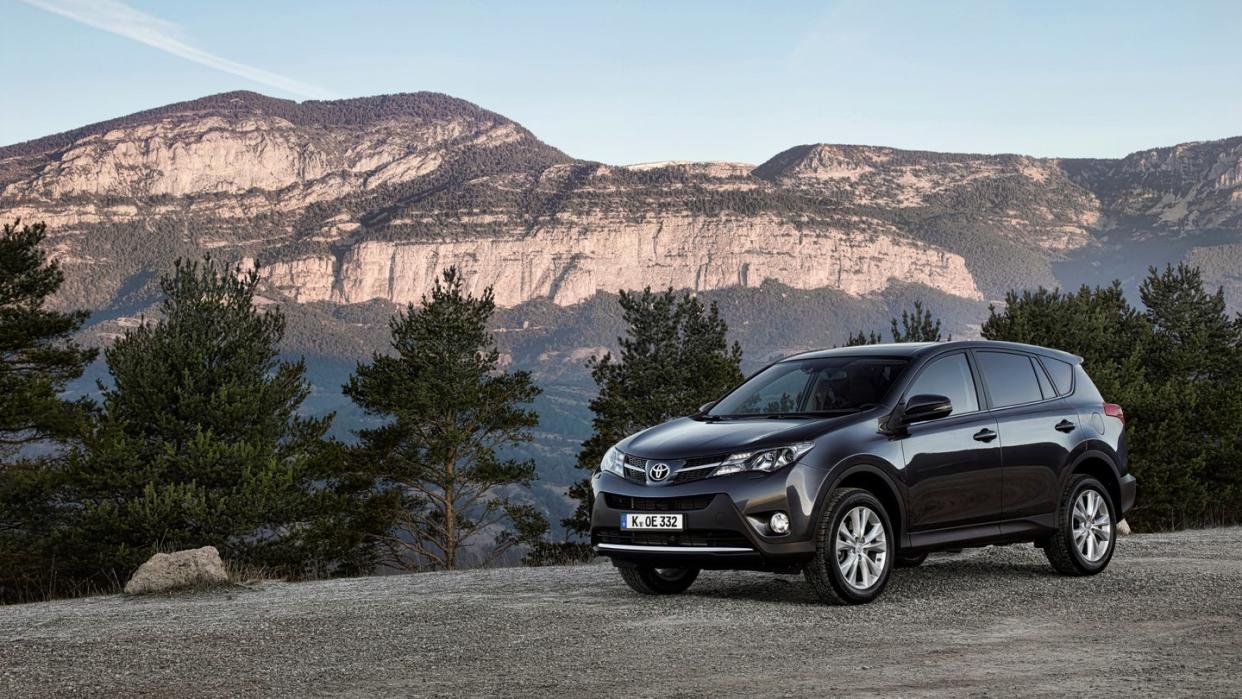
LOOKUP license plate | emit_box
[621,513,684,530]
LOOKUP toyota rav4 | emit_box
[590,341,1136,604]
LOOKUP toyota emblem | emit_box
[647,462,671,481]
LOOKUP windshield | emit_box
[706,357,909,417]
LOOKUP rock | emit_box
[1117,519,1132,536]
[124,546,229,595]
[258,217,984,308]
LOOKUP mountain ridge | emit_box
[3,90,1241,332]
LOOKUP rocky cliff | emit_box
[2,91,1241,328]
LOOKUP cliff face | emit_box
[2,91,1240,321]
[253,213,982,307]
[1060,137,1242,232]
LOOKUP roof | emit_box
[782,340,1083,363]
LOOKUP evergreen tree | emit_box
[345,268,546,570]
[845,330,883,347]
[845,301,946,346]
[560,289,743,541]
[1136,265,1242,524]
[890,300,944,342]
[0,221,97,452]
[61,258,356,588]
[0,221,97,602]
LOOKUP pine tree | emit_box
[0,221,98,602]
[1136,265,1242,525]
[845,301,946,346]
[0,221,97,453]
[890,300,944,342]
[560,289,743,542]
[61,258,355,587]
[845,330,883,346]
[344,268,546,570]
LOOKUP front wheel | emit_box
[1044,475,1117,575]
[804,487,894,604]
[618,566,700,595]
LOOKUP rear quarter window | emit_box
[1042,358,1075,395]
[1072,364,1104,403]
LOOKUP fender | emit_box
[1063,446,1125,509]
[808,457,908,543]
[1064,446,1121,485]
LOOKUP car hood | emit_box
[619,415,848,459]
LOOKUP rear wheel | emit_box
[804,487,894,604]
[1045,475,1117,575]
[618,566,700,595]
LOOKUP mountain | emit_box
[5,91,1241,526]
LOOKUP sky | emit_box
[2,0,1240,164]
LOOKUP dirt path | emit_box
[2,527,1240,697]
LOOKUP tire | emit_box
[895,551,928,568]
[617,566,700,595]
[1045,475,1117,576]
[804,487,895,604]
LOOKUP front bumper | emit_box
[589,466,825,571]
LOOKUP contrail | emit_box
[18,0,340,100]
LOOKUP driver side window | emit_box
[907,353,979,414]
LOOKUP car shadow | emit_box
[683,553,1064,605]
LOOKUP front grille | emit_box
[594,528,751,548]
[621,453,725,484]
[604,493,716,511]
[623,454,647,483]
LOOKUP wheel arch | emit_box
[1067,450,1122,512]
[813,460,907,541]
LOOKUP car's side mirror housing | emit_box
[901,394,953,424]
[697,400,717,414]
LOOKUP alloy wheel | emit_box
[835,505,887,590]
[1072,489,1112,562]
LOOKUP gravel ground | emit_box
[2,527,1240,698]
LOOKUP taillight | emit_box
[1104,403,1125,426]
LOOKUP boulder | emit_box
[1116,519,1132,537]
[124,546,229,595]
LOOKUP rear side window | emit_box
[906,353,979,414]
[1042,358,1075,395]
[976,351,1043,407]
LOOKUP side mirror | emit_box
[698,400,717,414]
[901,394,953,424]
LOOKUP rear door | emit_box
[899,351,1004,533]
[972,350,1078,526]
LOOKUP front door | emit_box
[899,352,1004,532]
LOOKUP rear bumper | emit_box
[589,470,820,571]
[1119,473,1138,516]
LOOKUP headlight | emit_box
[710,442,814,478]
[600,445,625,477]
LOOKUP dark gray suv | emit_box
[589,341,1136,604]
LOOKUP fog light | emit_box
[769,512,790,535]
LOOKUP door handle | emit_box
[973,428,997,443]
[1055,419,1076,433]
